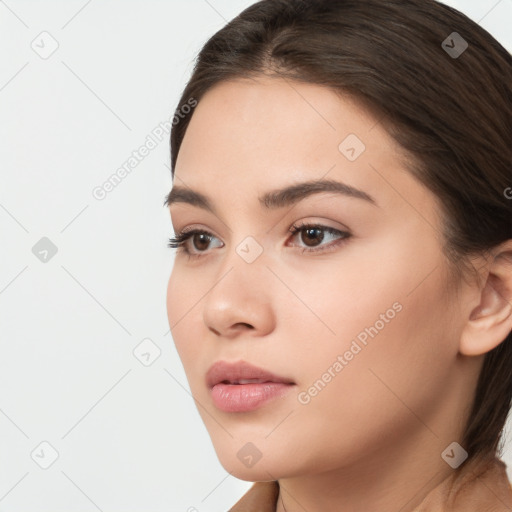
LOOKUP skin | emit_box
[166,76,512,512]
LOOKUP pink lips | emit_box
[206,360,295,412]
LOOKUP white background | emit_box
[0,1,511,510]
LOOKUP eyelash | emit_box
[167,222,351,259]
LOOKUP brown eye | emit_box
[301,227,325,247]
[167,229,223,257]
[192,232,213,251]
[288,223,351,254]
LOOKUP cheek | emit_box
[305,305,450,438]
[166,267,203,364]
[278,242,458,455]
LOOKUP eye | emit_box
[167,222,351,258]
[167,228,223,259]
[287,222,351,253]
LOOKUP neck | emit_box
[274,427,477,512]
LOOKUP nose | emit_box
[202,249,276,339]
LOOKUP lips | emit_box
[206,360,294,388]
[206,360,296,412]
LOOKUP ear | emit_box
[459,241,512,356]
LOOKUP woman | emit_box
[164,0,512,510]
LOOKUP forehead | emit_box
[179,77,394,157]
[173,77,418,211]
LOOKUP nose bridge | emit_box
[216,229,271,287]
[202,233,276,336]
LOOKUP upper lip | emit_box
[206,360,295,388]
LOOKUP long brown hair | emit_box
[167,0,512,463]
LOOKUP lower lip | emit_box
[210,382,294,412]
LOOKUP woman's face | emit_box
[166,77,476,481]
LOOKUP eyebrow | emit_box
[164,178,377,214]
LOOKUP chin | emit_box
[220,461,283,482]
[213,444,296,482]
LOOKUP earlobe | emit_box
[459,243,512,357]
